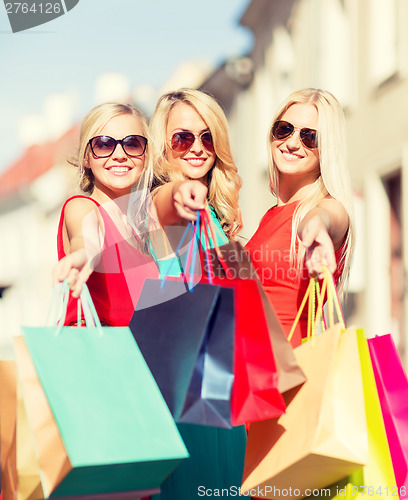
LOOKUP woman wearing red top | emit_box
[53,102,159,325]
[246,88,354,347]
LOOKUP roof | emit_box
[0,125,80,199]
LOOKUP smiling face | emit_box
[271,103,320,186]
[165,102,216,184]
[86,113,146,201]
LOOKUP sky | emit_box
[0,0,253,172]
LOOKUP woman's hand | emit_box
[298,199,349,279]
[52,249,93,298]
[153,180,209,226]
[171,180,208,221]
[299,214,336,279]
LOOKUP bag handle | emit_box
[184,210,201,289]
[160,220,193,280]
[320,266,345,329]
[288,277,317,343]
[46,280,70,327]
[288,266,345,343]
[47,280,103,336]
[199,211,215,282]
[159,207,232,288]
[160,213,201,291]
[200,208,234,280]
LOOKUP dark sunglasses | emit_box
[170,131,215,154]
[89,135,147,158]
[272,120,318,149]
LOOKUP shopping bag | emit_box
[308,329,398,500]
[130,277,235,428]
[205,238,306,394]
[16,380,44,500]
[130,215,236,428]
[0,361,17,500]
[20,282,188,498]
[199,210,286,426]
[200,274,286,426]
[367,334,406,497]
[0,361,16,487]
[242,270,368,498]
[14,337,162,500]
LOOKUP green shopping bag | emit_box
[21,282,188,498]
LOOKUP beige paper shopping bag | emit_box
[242,324,368,498]
[0,361,17,473]
[14,337,70,498]
[0,360,18,500]
[16,381,44,500]
[242,271,368,498]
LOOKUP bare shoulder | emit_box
[63,197,101,238]
[151,185,163,200]
[64,197,99,223]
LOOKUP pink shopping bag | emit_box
[368,334,408,498]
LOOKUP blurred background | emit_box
[0,0,406,368]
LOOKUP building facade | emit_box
[201,0,408,366]
[0,128,78,357]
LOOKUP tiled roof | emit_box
[0,125,79,199]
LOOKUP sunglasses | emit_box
[89,135,147,158]
[272,120,318,149]
[170,131,215,154]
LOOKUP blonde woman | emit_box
[147,89,242,270]
[246,88,354,347]
[53,102,158,325]
[144,89,247,500]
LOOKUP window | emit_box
[369,0,398,85]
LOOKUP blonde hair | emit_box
[267,88,354,291]
[69,102,153,251]
[149,88,242,239]
[70,102,151,195]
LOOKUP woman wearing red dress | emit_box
[53,102,159,325]
[246,88,354,347]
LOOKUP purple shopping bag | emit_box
[368,334,408,498]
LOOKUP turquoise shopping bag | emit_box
[21,282,188,498]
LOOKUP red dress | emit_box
[57,195,159,326]
[246,202,344,347]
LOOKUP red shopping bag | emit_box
[202,274,286,426]
[368,334,408,498]
[204,239,306,395]
[199,210,286,426]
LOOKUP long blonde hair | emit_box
[69,102,153,251]
[70,102,152,195]
[267,88,354,291]
[149,88,242,239]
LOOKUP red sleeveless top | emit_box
[57,195,159,326]
[246,202,345,347]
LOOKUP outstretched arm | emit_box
[153,180,208,226]
[53,198,102,297]
[298,198,349,278]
